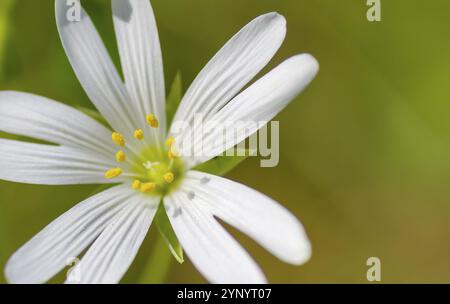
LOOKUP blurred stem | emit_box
[138,232,173,284]
[0,0,14,81]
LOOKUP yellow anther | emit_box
[134,129,144,140]
[164,172,175,184]
[165,136,175,147]
[132,180,141,190]
[116,150,126,162]
[112,132,125,147]
[146,114,159,128]
[140,182,157,193]
[104,168,123,179]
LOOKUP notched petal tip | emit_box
[263,11,286,24]
[259,12,287,35]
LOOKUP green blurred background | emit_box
[1,0,450,283]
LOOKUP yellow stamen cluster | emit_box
[104,115,181,195]
[105,168,122,179]
[146,114,159,128]
[116,150,126,162]
[134,129,144,140]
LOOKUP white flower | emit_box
[1,0,318,284]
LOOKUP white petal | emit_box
[5,185,136,284]
[182,54,319,167]
[164,189,267,284]
[55,0,138,135]
[184,171,311,265]
[67,195,158,284]
[0,139,118,185]
[170,13,286,133]
[0,91,116,158]
[112,0,166,138]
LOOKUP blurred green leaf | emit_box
[166,71,183,126]
[154,203,184,264]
